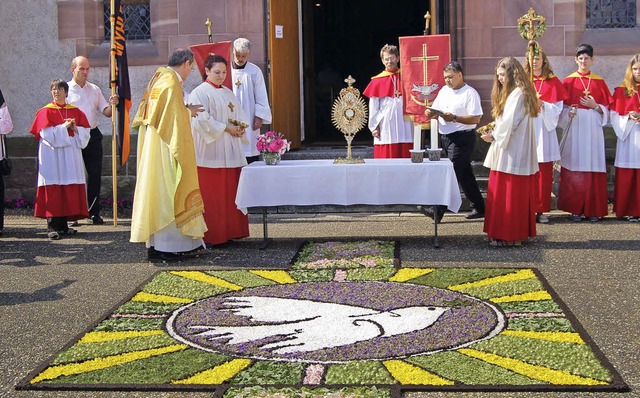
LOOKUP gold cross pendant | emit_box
[235,80,241,88]
[583,89,590,96]
[228,102,235,112]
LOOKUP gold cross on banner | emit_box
[411,43,439,88]
[228,102,234,112]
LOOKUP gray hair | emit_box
[168,48,194,67]
[233,38,252,53]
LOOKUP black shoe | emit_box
[91,215,105,225]
[147,248,195,263]
[417,206,444,223]
[465,209,485,219]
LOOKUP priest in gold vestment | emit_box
[130,48,208,262]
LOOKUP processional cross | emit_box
[517,7,546,81]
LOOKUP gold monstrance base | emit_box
[331,75,368,164]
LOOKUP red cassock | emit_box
[611,84,640,217]
[533,75,567,213]
[562,71,613,109]
[29,103,91,220]
[363,71,413,159]
[197,167,249,245]
[558,72,612,217]
[484,170,537,242]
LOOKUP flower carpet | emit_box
[18,240,627,397]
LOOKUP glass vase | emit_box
[262,152,281,165]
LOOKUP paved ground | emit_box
[0,209,638,398]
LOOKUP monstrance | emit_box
[331,75,368,164]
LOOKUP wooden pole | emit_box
[110,0,118,226]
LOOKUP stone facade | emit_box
[0,0,636,203]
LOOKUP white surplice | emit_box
[483,88,538,176]
[231,62,272,157]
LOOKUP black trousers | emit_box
[440,129,485,213]
[82,128,103,217]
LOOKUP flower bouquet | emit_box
[256,131,290,165]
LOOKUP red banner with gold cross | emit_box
[399,34,451,126]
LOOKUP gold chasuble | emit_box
[130,67,206,243]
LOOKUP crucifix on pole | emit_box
[517,7,546,81]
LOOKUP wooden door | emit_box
[268,0,302,148]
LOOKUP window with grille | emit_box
[586,0,636,28]
[103,0,151,41]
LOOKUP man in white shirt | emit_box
[422,61,485,221]
[67,56,118,225]
[231,38,272,163]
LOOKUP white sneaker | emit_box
[537,214,550,223]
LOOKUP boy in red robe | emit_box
[29,79,91,239]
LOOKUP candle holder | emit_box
[427,148,442,161]
[410,149,425,163]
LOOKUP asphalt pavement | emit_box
[1,209,638,398]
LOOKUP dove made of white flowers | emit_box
[189,296,449,354]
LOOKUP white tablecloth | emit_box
[235,158,462,213]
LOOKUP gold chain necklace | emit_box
[578,73,591,96]
[534,76,544,99]
[55,102,68,121]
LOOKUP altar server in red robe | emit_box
[29,79,91,239]
[558,44,613,222]
[363,44,413,158]
[523,50,568,223]
[610,54,640,221]
[188,54,251,246]
[481,57,539,247]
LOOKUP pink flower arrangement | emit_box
[256,131,291,155]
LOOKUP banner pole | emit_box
[110,0,118,226]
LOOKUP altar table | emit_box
[235,158,462,247]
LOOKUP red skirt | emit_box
[34,184,89,220]
[557,168,608,217]
[534,162,554,213]
[198,166,249,245]
[373,142,412,159]
[484,170,536,242]
[614,167,640,217]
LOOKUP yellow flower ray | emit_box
[448,269,536,291]
[389,268,435,282]
[490,290,552,303]
[170,271,243,291]
[30,344,188,384]
[458,348,607,385]
[79,330,166,344]
[172,358,253,384]
[249,270,297,284]
[383,360,454,385]
[131,291,193,304]
[500,330,585,345]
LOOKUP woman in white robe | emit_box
[481,57,539,247]
[188,54,251,246]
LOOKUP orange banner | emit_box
[399,34,451,126]
[190,41,233,89]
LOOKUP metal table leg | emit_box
[259,207,271,250]
[433,206,440,249]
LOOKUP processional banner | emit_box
[399,34,451,126]
[189,41,233,89]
